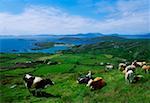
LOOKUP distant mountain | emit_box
[58,35,126,45]
[73,33,103,38]
[59,37,80,40]
[1,33,149,39]
[35,33,150,39]
[58,33,103,39]
[90,35,125,41]
[117,33,150,39]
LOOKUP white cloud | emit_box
[0,3,149,35]
[95,0,149,17]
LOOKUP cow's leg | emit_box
[146,69,149,74]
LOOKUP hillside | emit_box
[0,53,150,103]
[0,36,150,103]
[66,37,150,61]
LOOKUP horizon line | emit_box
[0,32,150,36]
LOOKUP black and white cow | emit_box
[77,71,93,84]
[23,74,54,95]
[125,70,134,83]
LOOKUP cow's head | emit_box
[44,79,54,86]
[23,74,35,88]
[23,74,34,82]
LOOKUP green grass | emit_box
[68,39,150,61]
[0,53,150,103]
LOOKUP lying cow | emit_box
[87,77,106,90]
[23,74,54,96]
[105,64,114,71]
[77,71,93,84]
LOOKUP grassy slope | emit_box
[0,53,150,103]
[68,39,150,61]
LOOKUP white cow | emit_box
[105,65,114,71]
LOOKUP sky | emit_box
[0,0,149,35]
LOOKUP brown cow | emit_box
[87,77,106,90]
[142,65,150,73]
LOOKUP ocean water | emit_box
[0,36,68,53]
[1,34,145,53]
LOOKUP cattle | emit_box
[25,61,32,64]
[77,71,93,84]
[23,74,54,96]
[47,61,59,65]
[125,70,134,83]
[132,61,146,67]
[118,63,126,71]
[124,65,136,74]
[105,64,114,71]
[87,77,106,90]
[77,77,92,84]
[106,62,111,65]
[142,65,150,73]
[100,62,105,66]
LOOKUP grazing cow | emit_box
[118,63,126,71]
[23,74,54,95]
[125,70,134,83]
[124,65,136,73]
[105,65,114,71]
[87,77,106,90]
[142,65,150,73]
[77,71,93,84]
[132,61,146,67]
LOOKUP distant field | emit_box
[0,53,150,103]
[67,39,150,61]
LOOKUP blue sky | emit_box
[0,0,149,35]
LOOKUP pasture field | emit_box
[0,53,150,103]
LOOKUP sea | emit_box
[1,34,149,53]
[0,35,69,53]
